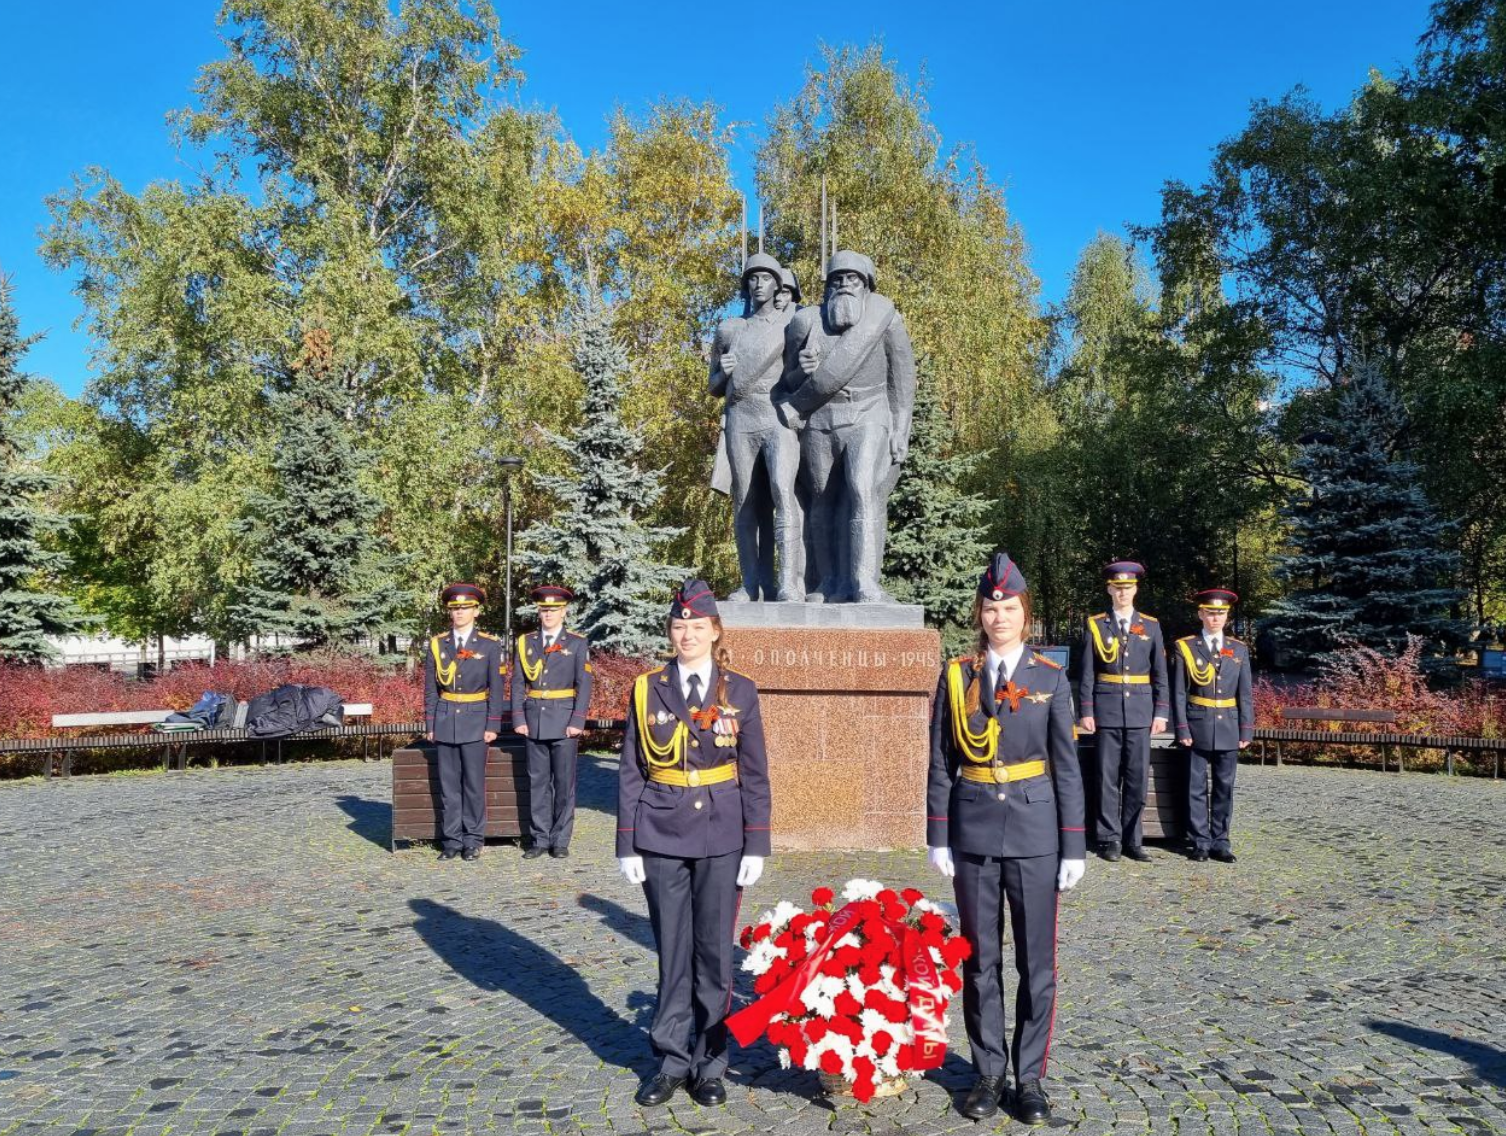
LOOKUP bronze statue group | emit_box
[420,250,1255,1125]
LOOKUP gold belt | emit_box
[527,689,577,699]
[649,764,737,787]
[1098,674,1150,684]
[960,759,1047,785]
[1190,695,1236,708]
[440,691,488,703]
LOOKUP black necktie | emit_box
[687,673,703,711]
[1119,618,1129,639]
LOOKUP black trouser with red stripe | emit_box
[954,852,1058,1083]
[1095,726,1150,847]
[641,850,742,1082]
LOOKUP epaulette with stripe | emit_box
[1226,637,1245,646]
[1139,614,1159,622]
[476,631,500,641]
[1032,653,1063,670]
[1177,634,1197,643]
[722,666,753,681]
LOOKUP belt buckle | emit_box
[993,767,1011,784]
[687,769,701,787]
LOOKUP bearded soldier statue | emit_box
[777,251,916,604]
[709,253,802,601]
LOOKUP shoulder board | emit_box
[722,667,753,682]
[431,633,445,646]
[1227,637,1245,646]
[1177,635,1197,644]
[947,655,972,668]
[647,666,667,682]
[476,631,499,641]
[1139,614,1159,623]
[1032,653,1063,670]
[1092,612,1109,622]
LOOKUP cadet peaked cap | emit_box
[825,250,877,290]
[1104,560,1147,583]
[442,583,486,608]
[531,584,575,608]
[670,579,719,621]
[978,552,1028,601]
[1195,587,1239,610]
[741,252,784,290]
[778,266,802,301]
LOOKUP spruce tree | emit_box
[520,299,686,657]
[231,328,407,650]
[883,357,993,654]
[1268,361,1463,666]
[0,273,90,661]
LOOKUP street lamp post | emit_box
[498,456,524,665]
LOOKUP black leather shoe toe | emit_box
[959,1075,1005,1120]
[522,846,547,860]
[462,847,480,861]
[1015,1078,1051,1125]
[1099,842,1121,862]
[635,1074,684,1107]
[1190,848,1210,862]
[438,848,460,861]
[1211,848,1237,863]
[550,847,569,859]
[1124,845,1152,862]
[689,1077,726,1106]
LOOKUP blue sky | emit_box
[1,1,1431,397]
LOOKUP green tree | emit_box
[230,327,408,649]
[518,299,686,657]
[1267,361,1464,665]
[883,357,992,653]
[0,273,89,661]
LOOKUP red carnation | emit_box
[819,957,848,978]
[901,887,924,906]
[942,937,973,967]
[942,969,963,993]
[882,900,908,923]
[788,1038,808,1067]
[853,1077,875,1103]
[894,1044,914,1071]
[920,911,944,933]
[876,889,899,907]
[833,991,862,1018]
[871,1030,893,1056]
[739,927,753,949]
[830,1016,865,1043]
[790,913,810,935]
[754,970,780,994]
[852,1056,877,1102]
[752,922,772,942]
[805,1019,829,1043]
[811,886,835,906]
[774,930,793,949]
[820,1051,844,1075]
[858,962,882,986]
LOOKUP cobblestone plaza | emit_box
[1,758,1503,1135]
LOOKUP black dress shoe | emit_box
[522,846,547,860]
[959,1074,1005,1120]
[1015,1079,1051,1125]
[549,847,569,859]
[634,1074,684,1107]
[1190,848,1210,862]
[438,848,461,861]
[1123,845,1152,862]
[462,847,480,862]
[1099,842,1121,862]
[1211,848,1238,863]
[689,1077,726,1106]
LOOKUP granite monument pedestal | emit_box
[720,602,938,851]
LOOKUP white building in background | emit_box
[45,634,216,672]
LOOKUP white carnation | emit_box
[841,878,884,901]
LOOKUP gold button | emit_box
[691,739,699,748]
[687,769,701,786]
[694,800,704,810]
[997,792,1007,801]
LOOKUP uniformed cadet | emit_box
[1077,560,1170,862]
[423,584,506,861]
[1171,588,1253,863]
[511,584,593,860]
[617,580,772,1109]
[926,553,1086,1125]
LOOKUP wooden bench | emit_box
[38,703,375,776]
[1263,707,1403,770]
[1078,732,1184,844]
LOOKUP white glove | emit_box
[618,856,646,885]
[927,846,955,878]
[1057,858,1085,892]
[736,855,765,888]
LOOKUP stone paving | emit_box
[1,757,1504,1135]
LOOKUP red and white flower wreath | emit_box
[728,878,972,1101]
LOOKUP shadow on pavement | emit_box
[409,898,649,1075]
[335,794,391,849]
[1368,1020,1506,1089]
[578,892,657,952]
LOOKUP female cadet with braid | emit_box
[925,552,1087,1125]
[616,580,772,1109]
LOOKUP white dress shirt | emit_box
[986,642,1028,691]
[679,657,714,705]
